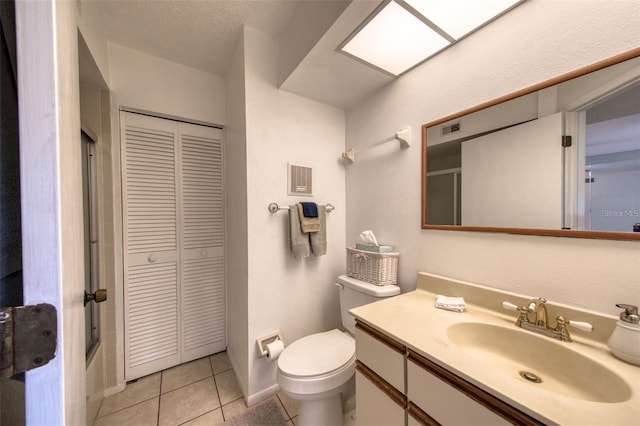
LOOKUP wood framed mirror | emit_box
[422,47,640,241]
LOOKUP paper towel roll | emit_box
[264,340,284,361]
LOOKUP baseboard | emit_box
[246,383,280,406]
[103,382,126,397]
[226,346,281,406]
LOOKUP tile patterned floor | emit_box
[92,351,299,426]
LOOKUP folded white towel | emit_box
[435,295,466,313]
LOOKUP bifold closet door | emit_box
[122,112,225,380]
[122,112,181,379]
[179,122,225,362]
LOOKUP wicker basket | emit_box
[346,247,399,286]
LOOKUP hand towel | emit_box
[310,206,327,256]
[300,202,318,218]
[297,203,320,233]
[289,205,310,258]
[435,295,466,312]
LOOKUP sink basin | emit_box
[447,322,631,403]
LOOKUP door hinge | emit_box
[562,135,572,147]
[0,304,57,379]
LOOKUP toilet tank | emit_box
[337,275,400,335]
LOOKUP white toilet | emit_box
[277,275,400,426]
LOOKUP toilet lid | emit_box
[278,329,355,378]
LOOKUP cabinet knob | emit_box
[148,254,158,263]
[200,249,208,258]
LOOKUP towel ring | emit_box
[268,202,334,214]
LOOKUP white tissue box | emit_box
[355,243,394,253]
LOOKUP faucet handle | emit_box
[555,315,594,331]
[555,315,594,341]
[502,301,528,314]
[502,301,519,311]
[567,319,594,332]
[503,301,530,326]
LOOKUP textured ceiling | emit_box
[83,0,396,108]
[89,0,301,76]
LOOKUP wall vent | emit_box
[288,164,313,196]
[441,122,461,136]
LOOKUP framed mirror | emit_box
[422,48,640,241]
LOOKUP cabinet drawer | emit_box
[407,350,542,426]
[408,402,439,426]
[356,369,406,426]
[355,320,405,392]
[408,359,509,426]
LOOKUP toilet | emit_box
[277,275,400,426]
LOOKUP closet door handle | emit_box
[148,254,158,263]
[84,289,107,306]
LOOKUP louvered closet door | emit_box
[122,112,181,380]
[178,123,225,362]
[122,112,226,381]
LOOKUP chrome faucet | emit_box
[503,298,594,342]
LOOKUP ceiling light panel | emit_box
[341,1,449,76]
[340,0,525,77]
[405,0,523,39]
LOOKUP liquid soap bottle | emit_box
[608,304,640,366]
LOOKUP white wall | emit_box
[107,43,227,391]
[345,0,640,314]
[225,31,250,399]
[243,27,346,402]
[76,1,110,86]
[108,43,225,125]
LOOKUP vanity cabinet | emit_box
[355,320,542,426]
[407,351,509,425]
[407,349,542,426]
[355,321,406,426]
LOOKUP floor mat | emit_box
[222,399,287,426]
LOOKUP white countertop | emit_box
[349,272,640,425]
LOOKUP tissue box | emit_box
[347,247,399,286]
[355,243,394,253]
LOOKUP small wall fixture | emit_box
[342,126,411,163]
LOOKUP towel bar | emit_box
[268,202,334,214]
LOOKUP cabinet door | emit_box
[122,112,181,379]
[179,123,225,361]
[356,369,405,426]
[355,321,405,392]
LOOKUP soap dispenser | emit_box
[607,304,640,366]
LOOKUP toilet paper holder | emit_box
[257,332,284,358]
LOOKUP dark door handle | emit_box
[84,289,107,306]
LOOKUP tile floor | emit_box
[92,351,299,426]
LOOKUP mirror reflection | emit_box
[423,51,640,239]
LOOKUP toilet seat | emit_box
[279,329,354,378]
[277,329,356,396]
